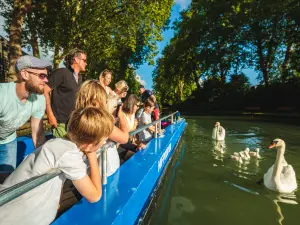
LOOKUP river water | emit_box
[147,116,300,225]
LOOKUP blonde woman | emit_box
[99,69,113,95]
[75,80,128,176]
[0,107,114,225]
[75,80,130,143]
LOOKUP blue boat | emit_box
[0,112,186,225]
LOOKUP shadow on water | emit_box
[147,116,300,225]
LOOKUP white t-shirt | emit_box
[97,140,120,177]
[0,82,46,144]
[138,112,153,142]
[0,138,87,225]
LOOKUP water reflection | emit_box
[212,140,226,161]
[167,196,195,225]
[266,193,298,225]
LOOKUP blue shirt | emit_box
[0,82,45,144]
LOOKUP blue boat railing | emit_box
[0,111,179,207]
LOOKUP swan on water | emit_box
[212,122,225,141]
[231,152,243,163]
[250,148,261,159]
[243,148,251,160]
[263,139,297,193]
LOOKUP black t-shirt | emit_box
[47,67,82,123]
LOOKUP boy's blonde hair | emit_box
[75,80,107,110]
[107,95,119,114]
[67,107,114,145]
[115,80,128,92]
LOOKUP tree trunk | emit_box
[280,42,293,81]
[7,0,32,82]
[179,79,184,101]
[53,46,62,70]
[30,28,39,58]
[28,12,39,58]
[193,71,201,90]
[220,63,226,83]
[256,39,270,87]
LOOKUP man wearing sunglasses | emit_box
[0,55,52,172]
[44,48,87,138]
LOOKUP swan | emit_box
[250,148,261,159]
[231,155,243,163]
[231,152,243,163]
[238,151,247,160]
[212,122,225,141]
[243,148,251,160]
[264,139,297,193]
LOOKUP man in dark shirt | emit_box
[44,48,87,137]
[138,85,160,120]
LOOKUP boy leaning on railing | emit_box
[0,107,114,225]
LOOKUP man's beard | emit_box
[25,78,44,95]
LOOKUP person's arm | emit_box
[44,84,58,128]
[72,152,102,203]
[109,126,129,144]
[141,113,155,132]
[108,105,130,144]
[31,117,46,148]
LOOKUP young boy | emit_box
[138,99,157,143]
[0,107,114,225]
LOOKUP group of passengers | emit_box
[0,48,162,225]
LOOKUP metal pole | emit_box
[102,147,108,185]
[171,115,174,124]
[159,120,161,132]
[155,123,158,138]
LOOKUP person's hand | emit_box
[137,143,146,150]
[48,115,58,128]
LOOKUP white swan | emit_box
[250,148,261,159]
[264,139,297,193]
[243,148,251,160]
[231,154,243,164]
[212,122,225,141]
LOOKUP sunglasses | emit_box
[25,70,48,80]
[77,57,87,63]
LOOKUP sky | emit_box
[136,0,259,89]
[0,0,258,87]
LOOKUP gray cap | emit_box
[15,55,52,72]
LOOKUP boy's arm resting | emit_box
[44,84,57,128]
[72,152,102,203]
[31,117,46,148]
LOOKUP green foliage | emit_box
[1,0,173,83]
[153,0,300,107]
